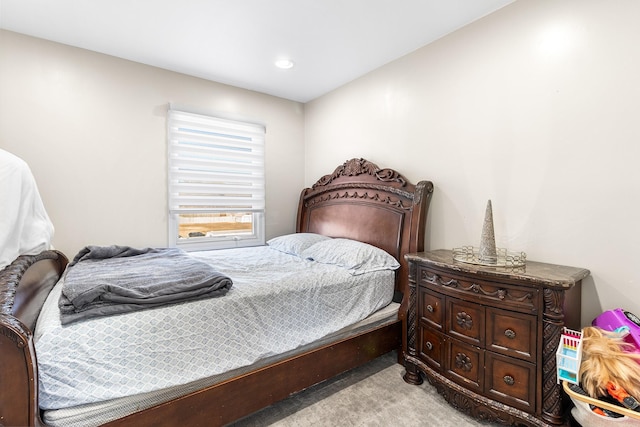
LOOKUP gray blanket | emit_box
[59,245,233,325]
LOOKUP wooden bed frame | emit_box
[0,158,433,427]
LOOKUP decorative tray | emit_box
[452,246,527,267]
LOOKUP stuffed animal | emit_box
[579,326,640,406]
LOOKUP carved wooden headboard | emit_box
[296,158,433,303]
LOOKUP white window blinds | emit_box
[167,109,265,250]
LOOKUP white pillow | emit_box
[267,233,331,257]
[301,238,400,275]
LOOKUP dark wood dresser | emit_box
[402,250,589,426]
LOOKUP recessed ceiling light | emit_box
[275,59,294,69]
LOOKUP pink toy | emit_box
[592,309,640,355]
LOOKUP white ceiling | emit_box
[0,0,514,103]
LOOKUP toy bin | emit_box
[563,381,640,426]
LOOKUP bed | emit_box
[0,157,433,427]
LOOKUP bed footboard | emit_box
[104,321,402,427]
[0,250,68,427]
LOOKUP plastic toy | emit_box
[556,327,583,385]
[607,382,640,412]
[592,309,640,355]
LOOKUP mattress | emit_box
[42,303,399,427]
[34,245,396,425]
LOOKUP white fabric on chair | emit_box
[0,149,54,270]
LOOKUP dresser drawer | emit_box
[485,352,536,412]
[446,297,484,346]
[486,307,537,362]
[418,266,539,314]
[446,337,483,393]
[418,326,445,370]
[418,287,444,330]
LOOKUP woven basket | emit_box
[563,381,640,426]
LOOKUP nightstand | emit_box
[403,249,589,426]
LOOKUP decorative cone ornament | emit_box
[453,199,526,267]
[478,200,497,264]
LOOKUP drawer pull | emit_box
[456,311,473,330]
[425,341,433,351]
[455,353,472,372]
[504,329,516,339]
[503,375,515,386]
[426,304,434,313]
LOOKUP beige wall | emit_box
[305,0,640,325]
[0,29,305,258]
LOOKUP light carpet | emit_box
[230,351,493,426]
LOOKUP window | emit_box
[167,109,265,251]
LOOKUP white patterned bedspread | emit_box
[34,246,395,410]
